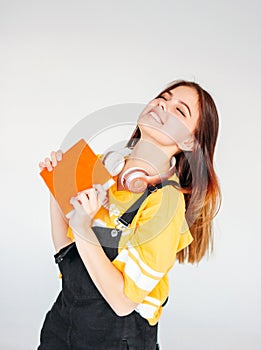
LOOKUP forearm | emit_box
[74,227,138,316]
[50,193,72,252]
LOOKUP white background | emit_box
[1,0,261,349]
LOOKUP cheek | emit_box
[163,117,194,143]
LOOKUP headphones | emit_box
[102,148,176,193]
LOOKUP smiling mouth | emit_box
[148,110,163,125]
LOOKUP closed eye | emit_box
[177,108,186,117]
[157,95,188,118]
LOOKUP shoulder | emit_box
[130,174,186,244]
[138,173,185,221]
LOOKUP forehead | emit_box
[167,85,198,102]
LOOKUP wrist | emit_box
[73,225,100,247]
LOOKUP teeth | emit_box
[150,111,162,124]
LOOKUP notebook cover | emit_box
[40,138,114,218]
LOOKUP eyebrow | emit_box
[164,91,192,117]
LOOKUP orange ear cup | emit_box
[120,168,150,193]
[119,157,176,193]
[102,150,176,193]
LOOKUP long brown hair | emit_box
[127,80,222,264]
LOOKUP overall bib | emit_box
[37,181,177,350]
[37,229,159,349]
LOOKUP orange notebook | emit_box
[40,138,114,218]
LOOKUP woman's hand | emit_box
[38,149,73,251]
[39,149,63,171]
[69,185,106,240]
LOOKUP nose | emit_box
[144,98,167,115]
[156,99,166,111]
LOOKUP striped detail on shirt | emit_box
[135,295,162,320]
[114,243,165,292]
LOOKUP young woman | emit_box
[37,80,221,350]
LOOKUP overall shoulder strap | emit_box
[116,180,180,228]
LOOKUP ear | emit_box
[177,135,195,151]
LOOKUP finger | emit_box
[70,196,82,211]
[93,184,104,192]
[39,161,46,171]
[87,188,99,211]
[86,188,98,202]
[79,187,93,194]
[77,193,91,214]
[78,189,97,206]
[56,149,63,161]
[78,188,97,210]
[50,151,57,167]
[44,157,53,171]
[93,184,107,205]
[77,192,89,205]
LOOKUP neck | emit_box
[121,139,173,178]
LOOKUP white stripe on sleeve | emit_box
[144,295,161,306]
[126,242,165,278]
[115,248,162,291]
[135,303,158,319]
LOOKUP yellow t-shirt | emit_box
[67,172,193,325]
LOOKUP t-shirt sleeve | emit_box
[177,218,194,253]
[112,186,193,304]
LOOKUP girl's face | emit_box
[138,86,200,151]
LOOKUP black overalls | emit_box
[37,181,177,350]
